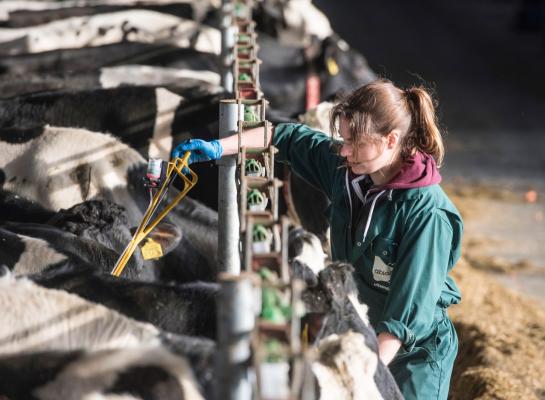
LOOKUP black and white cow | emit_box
[0,272,170,354]
[0,346,209,400]
[0,272,215,399]
[0,190,188,281]
[34,265,218,339]
[0,0,216,28]
[0,126,218,282]
[288,229,402,398]
[0,64,222,99]
[0,42,219,77]
[0,87,221,160]
[300,262,404,400]
[0,9,220,56]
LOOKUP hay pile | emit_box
[446,184,545,399]
[448,257,545,399]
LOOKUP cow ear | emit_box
[146,223,182,256]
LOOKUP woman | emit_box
[173,79,463,400]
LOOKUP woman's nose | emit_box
[340,144,352,157]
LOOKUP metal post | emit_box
[221,1,237,93]
[218,100,243,274]
[215,273,259,400]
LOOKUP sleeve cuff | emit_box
[376,319,417,352]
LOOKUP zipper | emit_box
[345,170,353,231]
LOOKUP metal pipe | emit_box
[221,1,237,93]
[215,272,259,400]
[218,100,244,275]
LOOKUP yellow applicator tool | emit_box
[111,152,197,277]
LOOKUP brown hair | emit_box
[330,79,444,166]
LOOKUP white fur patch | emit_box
[0,0,219,21]
[13,235,67,276]
[0,125,144,212]
[280,0,333,42]
[99,65,221,89]
[298,101,335,135]
[313,332,383,400]
[148,88,183,160]
[0,10,221,54]
[35,346,203,400]
[347,293,369,327]
[293,233,327,276]
[0,277,160,355]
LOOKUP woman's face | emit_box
[338,117,392,176]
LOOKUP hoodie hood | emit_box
[379,151,441,190]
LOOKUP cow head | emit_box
[288,227,327,287]
[300,261,372,348]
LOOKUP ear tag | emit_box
[140,237,163,260]
[326,57,339,76]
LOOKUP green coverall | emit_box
[273,123,463,400]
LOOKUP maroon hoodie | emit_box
[349,151,441,191]
[380,151,442,189]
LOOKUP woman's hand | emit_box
[172,139,223,164]
[377,332,402,365]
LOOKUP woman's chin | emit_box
[349,165,368,175]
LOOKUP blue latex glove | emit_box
[171,139,223,164]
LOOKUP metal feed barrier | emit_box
[215,2,315,399]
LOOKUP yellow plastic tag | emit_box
[140,237,163,260]
[326,57,339,76]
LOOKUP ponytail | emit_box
[403,87,444,166]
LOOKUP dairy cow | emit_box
[0,215,182,282]
[0,9,220,56]
[0,346,208,400]
[0,0,218,25]
[0,273,167,354]
[312,331,400,400]
[0,126,218,282]
[35,266,218,339]
[0,272,215,399]
[288,229,402,398]
[299,262,404,400]
[0,87,221,161]
[0,0,217,28]
[0,42,219,78]
[0,65,221,99]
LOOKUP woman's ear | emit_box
[386,130,401,149]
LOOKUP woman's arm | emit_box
[377,332,402,365]
[219,125,274,156]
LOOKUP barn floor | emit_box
[314,0,545,398]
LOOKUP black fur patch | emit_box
[69,164,91,200]
[0,126,44,144]
[0,228,26,270]
[0,351,84,399]
[107,366,185,400]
